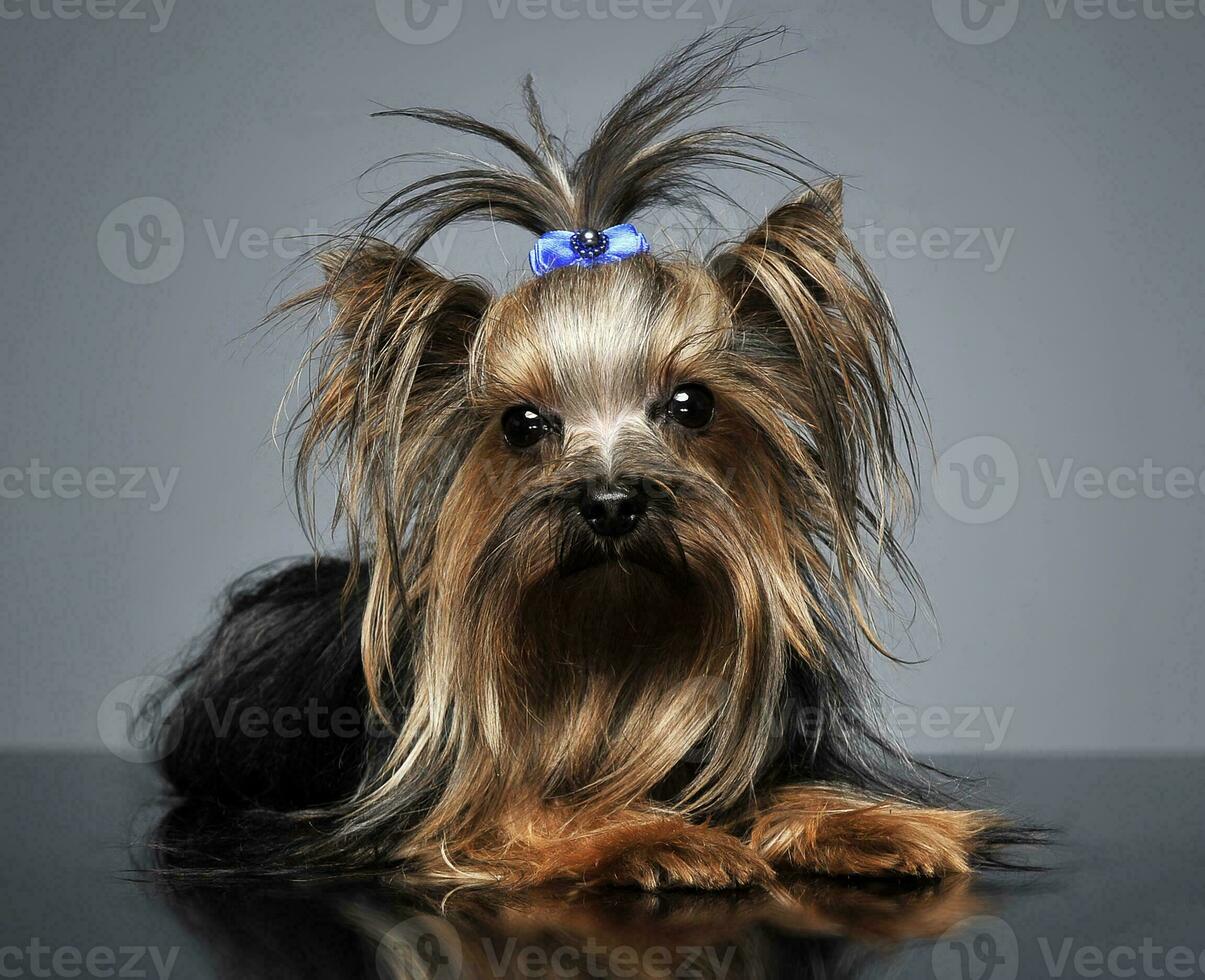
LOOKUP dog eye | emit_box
[667,383,715,430]
[501,405,549,448]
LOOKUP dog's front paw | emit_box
[536,816,772,891]
[750,788,997,878]
[588,824,773,891]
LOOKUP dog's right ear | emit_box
[278,238,492,556]
[284,238,491,463]
[305,240,490,370]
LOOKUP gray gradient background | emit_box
[2,0,1202,754]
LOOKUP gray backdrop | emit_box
[2,0,1202,755]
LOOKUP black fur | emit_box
[160,559,383,811]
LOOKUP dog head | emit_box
[280,32,918,830]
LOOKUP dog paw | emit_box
[553,819,773,891]
[751,793,995,878]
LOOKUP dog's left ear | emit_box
[709,177,902,463]
[711,177,915,625]
[711,176,846,312]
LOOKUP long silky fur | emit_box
[153,29,1039,880]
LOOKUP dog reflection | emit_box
[161,874,984,980]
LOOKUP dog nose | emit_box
[578,481,647,537]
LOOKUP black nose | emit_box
[578,481,648,538]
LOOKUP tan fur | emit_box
[750,786,1001,877]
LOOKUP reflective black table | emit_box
[1,754,1201,979]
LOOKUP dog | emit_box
[156,31,1022,889]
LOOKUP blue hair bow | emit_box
[528,224,649,276]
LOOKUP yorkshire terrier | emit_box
[157,31,1023,889]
